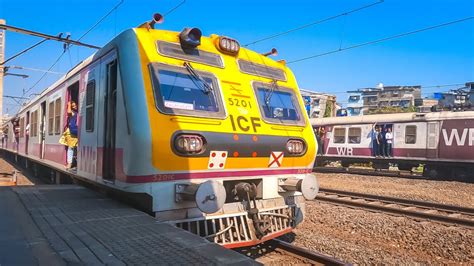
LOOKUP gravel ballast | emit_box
[284,173,474,264]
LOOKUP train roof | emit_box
[311,111,474,126]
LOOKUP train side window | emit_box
[334,128,346,143]
[405,125,417,144]
[19,117,25,138]
[30,111,38,137]
[54,98,62,135]
[85,80,95,132]
[48,102,54,135]
[348,128,361,144]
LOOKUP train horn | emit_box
[175,180,226,214]
[262,48,278,57]
[280,174,319,200]
[138,13,164,30]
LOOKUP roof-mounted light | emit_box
[216,36,240,55]
[179,27,202,49]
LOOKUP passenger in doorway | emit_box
[380,126,387,158]
[376,127,383,157]
[316,127,326,155]
[371,123,380,157]
[385,127,393,157]
[61,101,78,169]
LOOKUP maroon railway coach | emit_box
[311,111,474,180]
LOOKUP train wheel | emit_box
[423,165,439,179]
[341,161,350,168]
[398,163,413,171]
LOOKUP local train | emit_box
[311,111,474,181]
[0,14,319,248]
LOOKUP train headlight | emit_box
[175,134,205,154]
[286,139,305,155]
[216,36,240,55]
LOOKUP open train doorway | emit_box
[102,60,117,182]
[66,81,80,168]
[40,101,46,159]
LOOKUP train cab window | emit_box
[54,98,61,135]
[334,128,346,143]
[149,63,225,118]
[19,117,25,138]
[253,82,304,126]
[48,102,54,135]
[85,80,95,132]
[348,128,361,144]
[405,125,417,144]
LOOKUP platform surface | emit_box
[0,185,256,265]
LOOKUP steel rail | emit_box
[313,166,420,178]
[317,188,474,228]
[269,239,348,266]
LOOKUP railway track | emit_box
[243,239,347,265]
[313,166,421,178]
[317,188,474,228]
[267,239,347,265]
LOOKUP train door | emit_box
[102,60,117,181]
[40,101,46,159]
[426,122,439,158]
[25,111,30,155]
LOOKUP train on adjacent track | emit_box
[0,14,319,248]
[311,111,474,181]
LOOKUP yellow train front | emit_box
[96,15,318,248]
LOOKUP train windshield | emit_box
[253,82,304,126]
[149,63,225,118]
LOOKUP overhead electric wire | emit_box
[0,38,48,65]
[164,0,186,17]
[0,24,99,49]
[6,65,64,75]
[20,0,124,101]
[288,16,474,64]
[243,0,384,47]
[76,0,124,43]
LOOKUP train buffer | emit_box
[0,185,257,265]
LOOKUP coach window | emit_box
[48,102,54,135]
[334,127,346,143]
[54,98,61,135]
[405,125,417,144]
[19,117,25,138]
[85,80,95,132]
[348,127,361,144]
[30,111,38,137]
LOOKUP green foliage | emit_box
[324,103,333,117]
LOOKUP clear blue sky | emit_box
[1,0,473,114]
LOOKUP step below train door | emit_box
[100,55,118,182]
[426,122,439,158]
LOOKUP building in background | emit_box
[345,91,364,116]
[300,89,337,118]
[432,82,473,111]
[346,84,422,115]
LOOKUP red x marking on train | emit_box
[268,152,284,168]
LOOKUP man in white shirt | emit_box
[385,127,393,157]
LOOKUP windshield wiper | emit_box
[183,62,213,94]
[264,80,278,108]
